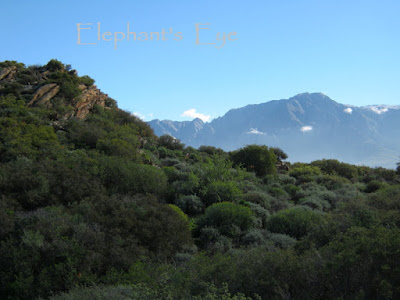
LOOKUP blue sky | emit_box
[1,0,399,122]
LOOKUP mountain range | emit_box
[149,93,400,168]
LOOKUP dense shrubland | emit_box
[1,60,400,299]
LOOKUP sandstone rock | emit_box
[74,85,108,119]
[1,65,109,121]
[40,71,50,80]
[0,66,17,81]
[28,83,60,106]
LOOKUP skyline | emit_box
[1,0,399,122]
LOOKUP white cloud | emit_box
[344,107,353,114]
[181,109,211,122]
[300,125,313,132]
[247,128,265,135]
[370,107,388,114]
[133,112,154,120]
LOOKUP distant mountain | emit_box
[149,93,400,168]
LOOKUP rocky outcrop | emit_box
[28,83,60,107]
[74,85,108,119]
[27,83,108,119]
[0,62,111,121]
[0,66,17,82]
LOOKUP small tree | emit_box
[271,147,288,161]
[158,134,185,150]
[231,144,277,176]
[45,59,64,72]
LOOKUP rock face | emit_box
[0,66,17,81]
[0,65,109,120]
[75,85,108,119]
[28,83,60,107]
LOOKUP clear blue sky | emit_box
[1,0,399,122]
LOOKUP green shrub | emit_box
[100,157,167,196]
[45,59,64,72]
[78,75,95,86]
[196,202,256,238]
[248,202,270,228]
[105,97,118,108]
[158,134,185,150]
[242,191,272,210]
[96,138,138,158]
[203,181,242,206]
[311,159,358,180]
[268,207,325,239]
[289,165,321,180]
[176,195,205,215]
[365,180,389,193]
[230,144,277,176]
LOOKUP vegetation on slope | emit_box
[1,60,400,299]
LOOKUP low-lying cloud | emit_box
[344,107,353,114]
[247,128,265,135]
[370,107,389,114]
[181,109,211,122]
[133,112,154,120]
[300,125,313,132]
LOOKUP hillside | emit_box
[149,93,400,168]
[1,60,400,299]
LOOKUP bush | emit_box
[268,233,297,249]
[196,202,256,238]
[298,196,331,211]
[172,172,201,195]
[289,165,321,180]
[49,285,155,300]
[316,174,350,190]
[100,157,167,196]
[197,227,233,252]
[158,134,185,150]
[78,75,95,86]
[105,97,118,108]
[241,229,268,246]
[242,191,272,210]
[203,181,242,206]
[96,138,138,158]
[0,60,25,70]
[365,180,389,193]
[45,59,64,72]
[198,145,225,155]
[248,202,270,228]
[367,186,400,211]
[311,159,358,180]
[268,207,326,239]
[176,195,205,215]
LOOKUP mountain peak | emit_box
[291,92,332,101]
[193,117,204,124]
[148,93,400,168]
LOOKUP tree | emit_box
[230,145,277,177]
[158,134,185,150]
[271,147,288,161]
[45,59,65,72]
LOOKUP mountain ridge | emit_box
[149,93,400,168]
